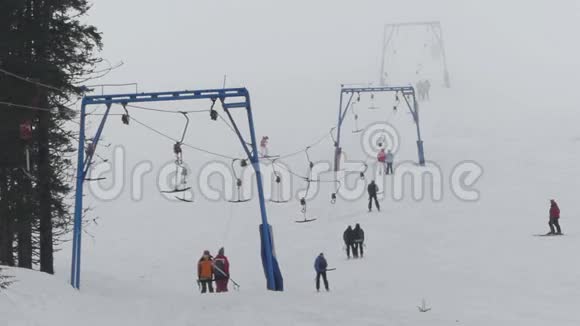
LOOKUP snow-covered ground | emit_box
[2,80,580,325]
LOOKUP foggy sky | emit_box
[84,0,579,134]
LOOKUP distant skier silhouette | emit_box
[367,180,380,212]
[353,224,365,258]
[343,226,355,259]
[416,79,431,101]
[424,79,431,100]
[385,150,394,175]
[547,199,562,235]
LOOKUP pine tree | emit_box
[0,0,102,273]
[0,267,14,290]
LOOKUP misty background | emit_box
[81,0,580,158]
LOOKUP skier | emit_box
[353,223,365,258]
[548,199,562,235]
[416,80,424,101]
[367,180,380,212]
[385,150,394,175]
[424,80,431,100]
[197,250,214,293]
[213,247,230,293]
[377,148,387,175]
[259,136,269,157]
[343,225,355,259]
[314,253,329,292]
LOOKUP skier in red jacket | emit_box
[213,247,230,292]
[548,199,562,235]
[377,149,387,175]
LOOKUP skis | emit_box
[296,218,317,223]
[270,199,290,204]
[533,233,565,237]
[161,187,191,194]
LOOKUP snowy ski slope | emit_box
[2,81,580,325]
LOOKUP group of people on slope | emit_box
[312,223,366,292]
[416,79,431,101]
[197,247,231,293]
[196,202,564,294]
[377,148,395,175]
[343,224,365,259]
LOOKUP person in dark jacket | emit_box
[314,253,329,292]
[548,199,562,235]
[343,226,355,259]
[353,223,365,258]
[213,247,230,293]
[197,250,214,293]
[367,180,380,212]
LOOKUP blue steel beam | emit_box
[71,100,87,289]
[83,88,248,106]
[82,103,112,177]
[72,103,112,289]
[222,102,249,109]
[339,92,355,126]
[242,93,278,290]
[341,86,414,94]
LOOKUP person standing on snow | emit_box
[213,247,230,293]
[416,80,425,101]
[367,180,380,212]
[424,79,431,100]
[197,250,214,293]
[548,199,562,235]
[343,225,355,259]
[314,253,330,292]
[385,150,395,175]
[377,148,387,175]
[353,224,365,258]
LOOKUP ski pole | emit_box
[229,278,241,291]
[213,263,240,290]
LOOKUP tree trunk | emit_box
[37,106,53,274]
[0,170,15,266]
[16,173,33,268]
